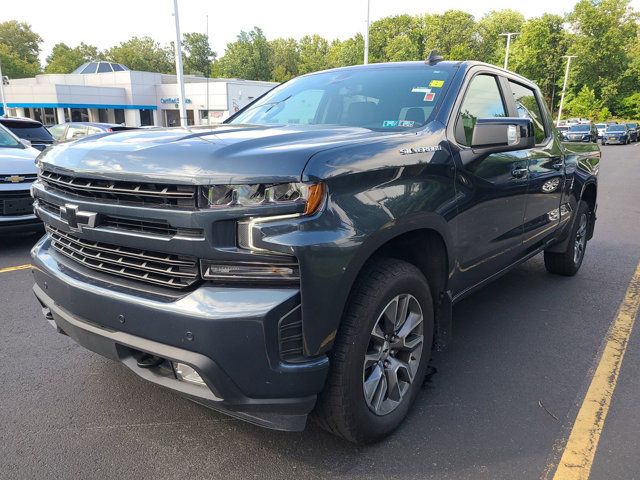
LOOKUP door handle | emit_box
[511,167,528,178]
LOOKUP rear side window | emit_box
[457,75,506,146]
[509,81,547,144]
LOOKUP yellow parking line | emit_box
[552,261,640,480]
[0,264,32,274]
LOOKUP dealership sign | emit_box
[160,97,192,105]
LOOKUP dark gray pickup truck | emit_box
[30,59,599,443]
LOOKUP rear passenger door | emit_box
[506,80,564,250]
[450,72,530,290]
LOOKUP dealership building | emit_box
[1,61,276,127]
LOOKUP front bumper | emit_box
[604,136,627,144]
[31,236,329,431]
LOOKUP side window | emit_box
[457,75,506,146]
[508,81,548,144]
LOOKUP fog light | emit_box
[173,362,207,387]
[201,261,299,282]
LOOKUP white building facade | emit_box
[2,62,276,127]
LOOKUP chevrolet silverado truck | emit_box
[30,58,600,444]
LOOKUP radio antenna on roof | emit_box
[426,50,444,65]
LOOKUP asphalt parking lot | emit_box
[1,143,639,480]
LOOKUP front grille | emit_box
[46,225,199,289]
[37,198,203,238]
[278,305,305,362]
[40,170,197,208]
[0,191,33,216]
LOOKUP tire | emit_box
[313,258,434,443]
[544,200,590,276]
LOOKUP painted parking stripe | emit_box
[0,264,31,274]
[552,261,640,479]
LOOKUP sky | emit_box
[4,0,640,64]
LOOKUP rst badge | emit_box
[59,204,97,233]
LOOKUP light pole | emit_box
[556,55,577,126]
[0,61,7,117]
[500,32,520,70]
[363,0,370,65]
[206,14,210,125]
[172,0,188,127]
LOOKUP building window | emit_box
[140,109,153,126]
[98,109,109,123]
[114,109,125,124]
[70,108,89,122]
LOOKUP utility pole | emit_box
[0,61,7,117]
[363,0,370,65]
[557,55,577,127]
[172,0,188,127]
[206,14,210,125]
[500,32,520,70]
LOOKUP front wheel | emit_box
[314,258,434,443]
[544,201,590,276]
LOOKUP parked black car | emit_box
[602,124,631,145]
[30,59,600,443]
[0,117,55,151]
[563,123,598,143]
[625,122,638,142]
[47,122,138,142]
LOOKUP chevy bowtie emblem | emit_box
[59,204,97,233]
[4,175,25,183]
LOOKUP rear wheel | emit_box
[314,258,434,443]
[544,200,590,276]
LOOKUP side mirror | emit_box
[471,117,535,153]
[20,138,32,147]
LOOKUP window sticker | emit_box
[398,120,416,127]
[411,86,431,93]
[424,91,435,102]
[429,79,445,88]
[382,120,399,127]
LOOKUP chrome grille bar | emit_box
[46,225,199,289]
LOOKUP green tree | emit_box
[369,15,422,62]
[0,21,42,66]
[45,42,99,73]
[0,44,40,78]
[328,35,364,68]
[182,32,215,76]
[567,0,638,102]
[423,11,477,60]
[475,10,525,64]
[384,35,421,61]
[0,21,42,77]
[105,36,173,73]
[270,38,300,82]
[618,92,640,119]
[510,14,567,105]
[213,27,272,80]
[564,85,607,120]
[298,35,330,74]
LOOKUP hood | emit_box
[38,124,398,184]
[0,146,39,175]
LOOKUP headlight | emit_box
[199,182,325,215]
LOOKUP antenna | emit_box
[426,50,444,65]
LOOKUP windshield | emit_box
[607,125,626,132]
[0,126,22,148]
[568,124,590,132]
[1,120,54,142]
[595,124,606,129]
[626,123,637,128]
[230,66,452,131]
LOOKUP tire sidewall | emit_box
[342,265,434,441]
[567,201,589,271]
